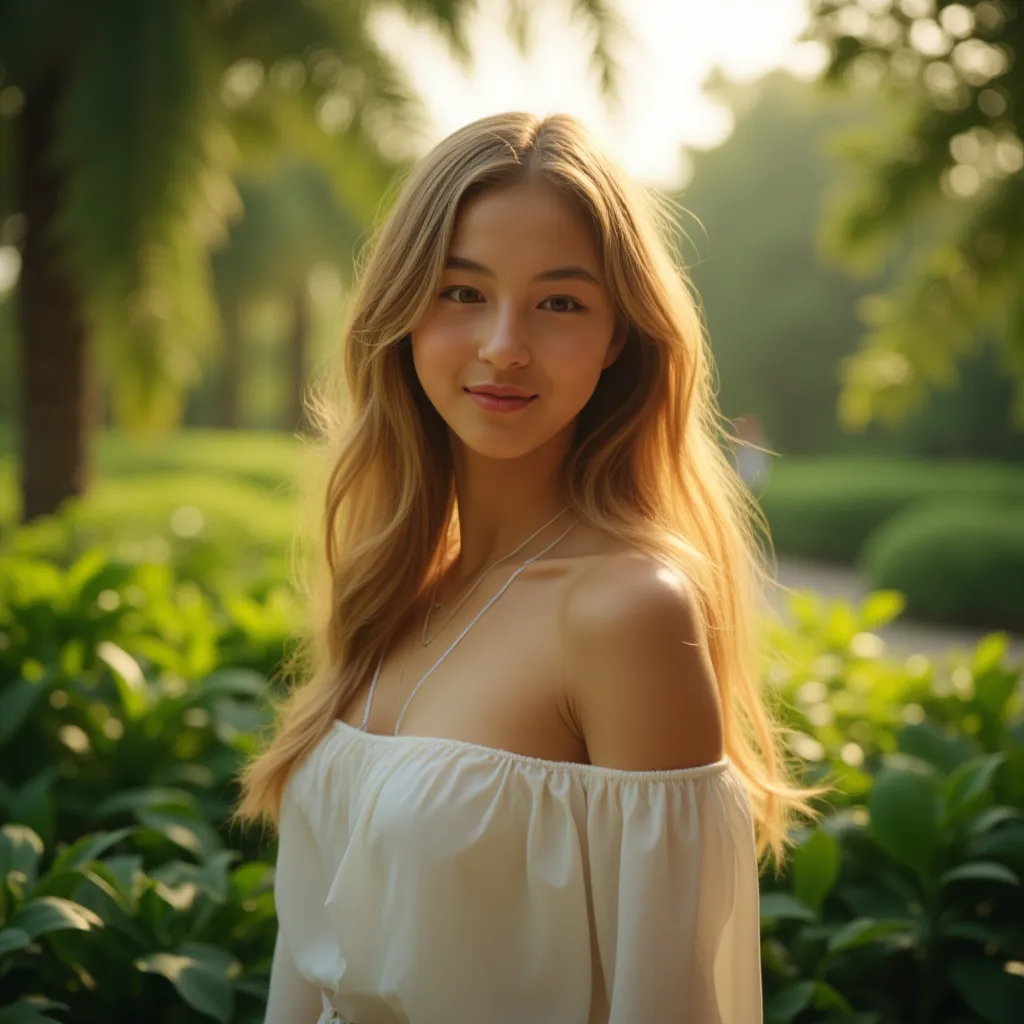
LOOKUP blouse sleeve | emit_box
[264,927,322,1024]
[264,782,337,1024]
[584,766,762,1024]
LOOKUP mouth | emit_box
[464,388,538,411]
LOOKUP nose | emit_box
[478,304,530,369]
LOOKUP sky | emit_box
[372,0,826,189]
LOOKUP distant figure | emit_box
[734,414,772,492]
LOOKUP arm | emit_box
[564,554,761,1023]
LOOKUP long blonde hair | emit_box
[236,111,830,875]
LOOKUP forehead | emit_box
[448,182,601,270]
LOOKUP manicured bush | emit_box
[759,458,1024,565]
[859,502,1024,631]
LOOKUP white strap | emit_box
[361,519,577,736]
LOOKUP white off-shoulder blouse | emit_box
[265,719,763,1024]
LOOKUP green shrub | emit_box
[762,592,1024,1024]
[0,545,293,1022]
[760,458,1024,564]
[1,521,1022,1022]
[860,503,1024,631]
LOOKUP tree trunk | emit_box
[17,71,93,523]
[217,294,242,428]
[286,283,310,434]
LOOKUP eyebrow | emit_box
[444,255,601,286]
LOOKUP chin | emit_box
[446,416,577,463]
[449,431,544,461]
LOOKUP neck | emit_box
[448,432,572,582]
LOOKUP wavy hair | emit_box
[235,111,831,875]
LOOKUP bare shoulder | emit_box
[561,550,724,772]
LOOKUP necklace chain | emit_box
[420,505,569,647]
[362,517,578,737]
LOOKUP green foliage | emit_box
[1,496,1022,1020]
[806,0,1024,432]
[862,501,1024,629]
[759,455,1024,563]
[0,538,290,1021]
[762,590,1024,1023]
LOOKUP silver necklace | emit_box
[420,505,569,646]
[365,517,578,737]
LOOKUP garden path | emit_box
[766,556,1024,664]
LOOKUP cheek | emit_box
[542,322,615,392]
[411,321,467,387]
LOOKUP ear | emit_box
[601,319,629,370]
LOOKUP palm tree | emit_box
[0,0,621,522]
[209,163,365,433]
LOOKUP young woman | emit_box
[238,111,826,1024]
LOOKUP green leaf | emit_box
[152,851,239,904]
[8,896,103,940]
[972,633,1009,675]
[859,590,905,629]
[810,981,853,1013]
[138,809,223,859]
[96,787,196,818]
[944,754,1005,828]
[897,721,972,776]
[0,680,49,749]
[940,861,1020,887]
[0,927,32,959]
[950,956,1024,1024]
[764,980,814,1024]
[790,829,840,914]
[868,767,939,880]
[759,892,816,923]
[827,917,919,954]
[136,942,239,1023]
[67,549,134,610]
[0,824,45,895]
[5,770,58,850]
[49,828,134,876]
[96,641,150,720]
[194,668,266,703]
[0,998,68,1024]
[967,806,1022,837]
[969,822,1024,862]
[941,921,1006,945]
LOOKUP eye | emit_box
[440,285,484,304]
[539,295,585,313]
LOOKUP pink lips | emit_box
[465,389,537,413]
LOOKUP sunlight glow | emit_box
[372,0,821,188]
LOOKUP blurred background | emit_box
[1,3,1023,1022]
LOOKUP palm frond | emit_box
[568,0,626,101]
[53,0,239,429]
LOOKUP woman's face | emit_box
[411,181,623,461]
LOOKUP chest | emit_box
[338,562,588,764]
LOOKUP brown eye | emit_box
[440,286,484,303]
[539,295,585,313]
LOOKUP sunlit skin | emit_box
[411,181,625,580]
